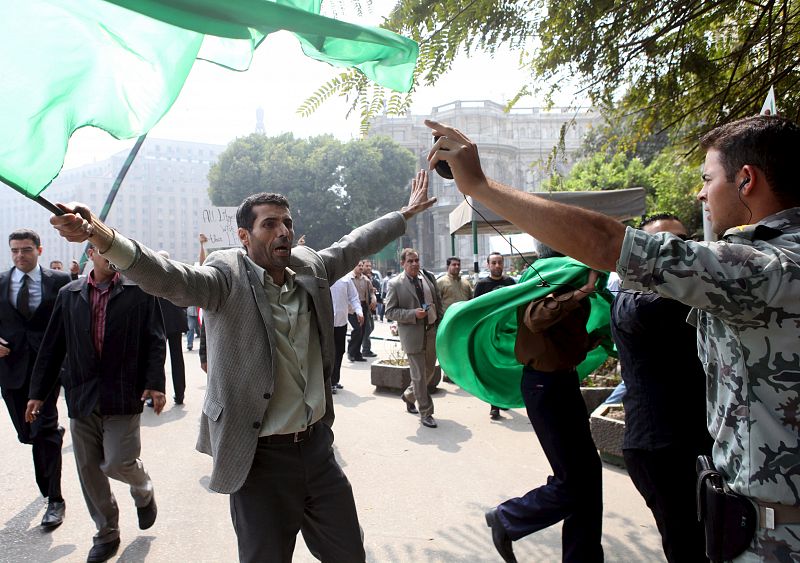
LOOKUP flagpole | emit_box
[77,134,147,272]
[32,194,64,216]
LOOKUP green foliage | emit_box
[208,133,416,248]
[309,0,800,151]
[543,148,702,233]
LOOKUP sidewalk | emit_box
[0,321,666,562]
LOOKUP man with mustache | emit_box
[48,169,435,563]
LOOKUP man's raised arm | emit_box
[424,120,625,271]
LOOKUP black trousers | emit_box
[332,325,347,386]
[2,382,63,501]
[497,367,603,562]
[166,332,186,401]
[347,313,363,360]
[230,423,365,563]
[624,446,710,563]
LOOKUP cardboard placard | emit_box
[201,207,239,249]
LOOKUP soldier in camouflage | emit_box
[426,114,800,561]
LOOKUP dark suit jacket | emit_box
[158,297,188,334]
[29,276,166,418]
[0,266,71,390]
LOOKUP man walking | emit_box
[474,252,516,420]
[436,256,472,313]
[48,169,433,562]
[385,248,443,429]
[330,275,362,393]
[348,260,376,360]
[0,228,70,528]
[27,244,165,563]
[484,248,603,563]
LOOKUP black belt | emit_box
[259,423,316,444]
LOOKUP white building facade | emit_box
[368,100,601,270]
[0,138,224,269]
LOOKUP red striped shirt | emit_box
[87,271,120,356]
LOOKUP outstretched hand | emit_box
[400,169,436,219]
[424,119,488,196]
[50,202,95,242]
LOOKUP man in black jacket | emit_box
[156,249,188,405]
[0,228,70,528]
[26,245,166,563]
[611,214,712,562]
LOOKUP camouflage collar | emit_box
[722,207,800,242]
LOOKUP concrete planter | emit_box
[580,386,615,414]
[590,404,626,469]
[370,361,441,394]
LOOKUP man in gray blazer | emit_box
[48,170,434,563]
[385,248,444,428]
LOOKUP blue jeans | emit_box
[187,315,199,349]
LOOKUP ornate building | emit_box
[368,100,601,269]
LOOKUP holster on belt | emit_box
[696,455,757,562]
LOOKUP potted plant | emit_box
[370,343,441,394]
[580,358,621,413]
[590,403,626,468]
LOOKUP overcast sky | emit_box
[64,3,583,169]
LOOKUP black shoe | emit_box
[137,496,157,530]
[41,500,65,529]
[87,538,120,563]
[186,346,193,351]
[174,396,184,405]
[401,395,418,414]
[420,415,438,428]
[331,386,337,395]
[362,352,377,358]
[335,383,344,389]
[58,425,66,439]
[490,407,501,420]
[485,509,516,563]
[352,356,366,362]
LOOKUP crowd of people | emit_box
[1,113,797,563]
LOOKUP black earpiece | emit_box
[738,178,750,190]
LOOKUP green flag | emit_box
[0,0,418,197]
[435,258,614,409]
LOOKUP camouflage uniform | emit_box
[617,208,800,561]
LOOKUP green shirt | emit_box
[244,256,325,437]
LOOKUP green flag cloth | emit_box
[435,257,615,409]
[0,0,418,197]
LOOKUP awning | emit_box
[448,188,647,236]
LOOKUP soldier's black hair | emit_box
[446,256,461,266]
[700,115,800,205]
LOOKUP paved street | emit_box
[1,320,666,562]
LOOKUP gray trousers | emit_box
[71,410,154,545]
[403,328,437,418]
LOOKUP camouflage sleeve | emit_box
[616,226,785,325]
